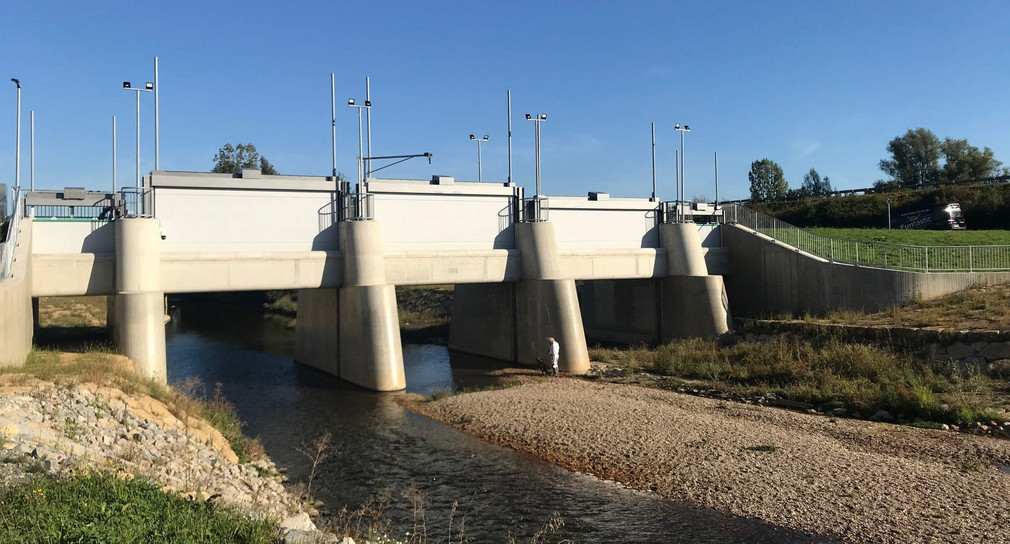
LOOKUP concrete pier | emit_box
[295,221,405,392]
[0,219,34,367]
[451,223,590,374]
[658,222,732,340]
[113,218,167,382]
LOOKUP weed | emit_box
[745,444,779,453]
[296,431,334,499]
[961,461,983,473]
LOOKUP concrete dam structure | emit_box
[0,171,732,391]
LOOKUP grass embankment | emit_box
[591,337,1003,427]
[0,474,277,543]
[806,282,1010,331]
[807,228,1010,246]
[30,296,264,463]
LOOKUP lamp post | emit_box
[886,198,892,229]
[525,113,547,221]
[470,134,488,182]
[11,79,20,190]
[123,81,153,191]
[674,123,691,222]
[347,98,371,193]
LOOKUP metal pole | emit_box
[507,90,512,185]
[674,150,679,222]
[477,139,483,183]
[356,106,363,192]
[30,110,34,191]
[13,79,20,189]
[113,116,117,193]
[154,56,159,171]
[651,122,656,201]
[714,152,719,208]
[680,129,685,221]
[136,90,141,190]
[330,73,337,180]
[365,76,371,179]
[534,119,541,198]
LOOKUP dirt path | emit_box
[404,376,1010,543]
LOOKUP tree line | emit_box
[748,128,1007,202]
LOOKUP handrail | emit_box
[722,203,1010,273]
[0,187,24,281]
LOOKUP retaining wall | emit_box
[0,219,33,366]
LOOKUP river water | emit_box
[164,299,835,543]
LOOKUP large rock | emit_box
[280,512,317,533]
[980,342,1010,362]
[946,342,974,360]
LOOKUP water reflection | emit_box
[165,298,838,543]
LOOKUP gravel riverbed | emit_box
[406,375,1010,543]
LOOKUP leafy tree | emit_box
[211,143,279,175]
[940,138,1006,183]
[878,128,941,188]
[801,168,833,197]
[748,159,788,202]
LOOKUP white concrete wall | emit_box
[548,197,659,250]
[31,220,115,254]
[369,179,516,250]
[155,187,336,252]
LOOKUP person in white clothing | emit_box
[547,337,560,376]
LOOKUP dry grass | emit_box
[37,296,108,328]
[809,283,1010,330]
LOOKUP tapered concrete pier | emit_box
[113,218,167,382]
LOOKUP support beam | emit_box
[658,223,731,340]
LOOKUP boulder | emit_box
[870,410,895,423]
[980,342,1010,362]
[280,512,317,533]
[946,342,974,360]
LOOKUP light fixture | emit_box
[145,82,153,90]
[123,82,131,89]
[525,114,532,120]
[347,98,355,105]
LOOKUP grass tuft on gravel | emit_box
[0,473,277,543]
[590,336,1003,426]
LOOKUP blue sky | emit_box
[1,1,1008,201]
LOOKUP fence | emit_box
[120,187,153,218]
[722,203,1010,272]
[0,187,24,281]
[520,197,549,222]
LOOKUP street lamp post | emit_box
[11,79,20,190]
[525,113,547,221]
[470,134,488,182]
[347,98,371,193]
[887,198,892,229]
[123,81,153,191]
[674,123,691,222]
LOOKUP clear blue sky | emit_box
[2,1,1008,201]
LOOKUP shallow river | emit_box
[164,299,834,543]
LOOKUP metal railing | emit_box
[342,192,374,221]
[120,187,153,218]
[0,187,24,281]
[722,203,1010,272]
[29,199,119,221]
[520,197,549,222]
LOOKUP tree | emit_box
[748,159,788,202]
[801,168,833,197]
[940,138,1005,183]
[878,128,941,188]
[211,143,279,175]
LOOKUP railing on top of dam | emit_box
[0,187,24,281]
[721,203,1010,273]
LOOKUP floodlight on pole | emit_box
[123,80,153,192]
[526,113,547,202]
[674,123,691,222]
[347,97,371,193]
[11,78,20,190]
[470,134,489,182]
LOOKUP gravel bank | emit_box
[406,376,1010,543]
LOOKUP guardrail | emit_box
[0,187,24,281]
[120,187,153,218]
[341,193,374,221]
[722,203,1010,272]
[520,197,549,222]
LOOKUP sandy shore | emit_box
[404,375,1010,543]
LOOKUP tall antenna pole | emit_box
[365,76,371,179]
[13,79,21,189]
[714,151,719,209]
[154,56,159,171]
[507,90,512,185]
[30,110,34,191]
[330,73,337,180]
[650,122,656,201]
[113,116,117,193]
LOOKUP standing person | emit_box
[547,337,560,376]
